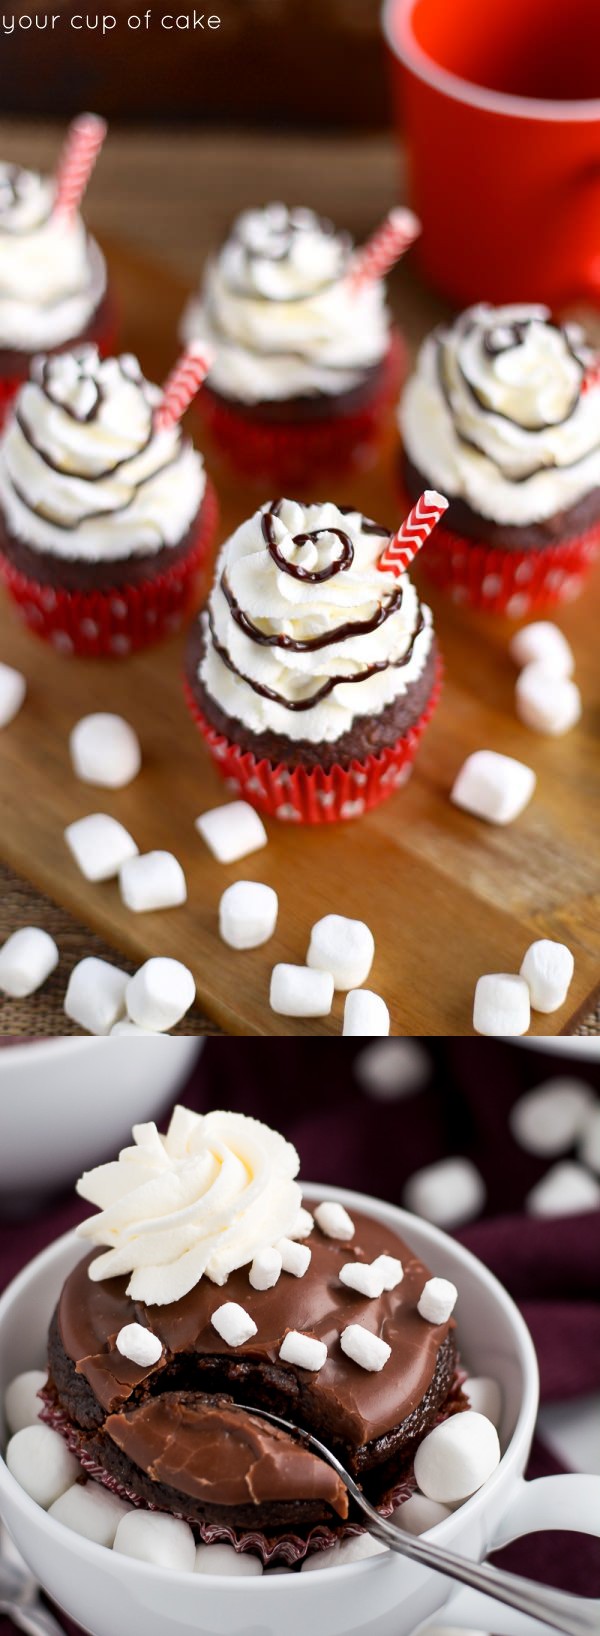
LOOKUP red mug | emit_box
[383,0,600,307]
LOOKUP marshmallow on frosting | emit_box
[0,162,106,352]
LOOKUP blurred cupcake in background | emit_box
[398,304,600,616]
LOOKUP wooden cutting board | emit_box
[0,244,598,1037]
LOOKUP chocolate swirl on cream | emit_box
[0,162,106,351]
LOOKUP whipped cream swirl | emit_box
[0,162,106,352]
[0,345,206,562]
[181,203,391,403]
[77,1106,303,1305]
[200,498,433,744]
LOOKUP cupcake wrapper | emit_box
[197,329,406,487]
[416,516,600,616]
[0,478,218,658]
[184,654,442,825]
[0,298,118,431]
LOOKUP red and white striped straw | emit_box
[54,113,107,220]
[582,359,600,394]
[348,207,420,294]
[377,490,449,577]
[155,344,213,431]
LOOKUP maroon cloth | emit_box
[1,1041,599,1628]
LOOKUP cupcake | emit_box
[184,497,441,823]
[0,346,218,657]
[181,203,406,486]
[41,1106,465,1565]
[398,304,600,616]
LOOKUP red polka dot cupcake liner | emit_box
[0,297,118,431]
[184,654,442,825]
[415,517,600,617]
[0,478,218,658]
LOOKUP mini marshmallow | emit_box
[195,801,267,864]
[0,661,26,727]
[509,621,574,677]
[126,957,195,1032]
[340,1324,391,1373]
[64,956,129,1035]
[520,940,574,1013]
[276,1237,311,1277]
[307,914,375,992]
[355,1041,430,1099]
[392,1493,451,1534]
[290,1206,314,1240]
[343,990,390,1037]
[414,1410,500,1504]
[314,1201,355,1241]
[580,1107,600,1174]
[335,1535,387,1565]
[451,750,536,825]
[510,1079,594,1157]
[404,1157,486,1229]
[279,1331,328,1372]
[211,1302,258,1347]
[116,1323,162,1367]
[270,963,334,1018]
[417,1277,458,1325]
[114,1510,195,1571]
[219,880,278,950]
[464,1377,502,1429]
[340,1261,385,1298]
[6,1424,80,1508]
[49,1482,130,1547]
[120,851,187,913]
[70,713,141,788]
[65,813,138,883]
[516,666,582,736]
[0,927,58,998]
[526,1161,600,1217]
[249,1248,282,1290]
[194,1543,263,1576]
[473,973,531,1037]
[110,1020,156,1035]
[301,1545,341,1572]
[371,1254,403,1291]
[4,1370,47,1434]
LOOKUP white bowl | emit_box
[0,1038,202,1202]
[1,1180,599,1636]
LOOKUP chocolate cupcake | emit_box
[0,346,218,656]
[398,304,600,615]
[42,1107,463,1565]
[184,498,441,823]
[181,204,404,485]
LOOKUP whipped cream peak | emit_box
[0,163,53,234]
[0,160,106,352]
[222,203,350,301]
[76,1107,303,1305]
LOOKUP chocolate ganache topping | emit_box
[0,162,106,353]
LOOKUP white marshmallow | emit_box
[64,956,128,1035]
[195,801,267,864]
[194,1543,263,1576]
[64,814,138,883]
[339,1261,385,1298]
[270,964,334,1018]
[392,1492,451,1534]
[126,957,195,1032]
[249,1248,282,1290]
[473,973,531,1037]
[510,1079,595,1157]
[418,1277,458,1325]
[4,1370,47,1434]
[509,621,574,677]
[6,1424,80,1508]
[0,927,58,998]
[116,1323,162,1367]
[211,1302,257,1347]
[307,915,374,991]
[335,1535,387,1564]
[70,713,141,788]
[451,750,536,825]
[301,1545,340,1572]
[404,1157,486,1229]
[0,661,26,727]
[290,1206,314,1240]
[279,1331,328,1371]
[464,1377,502,1429]
[314,1201,355,1241]
[520,940,574,1013]
[110,1020,156,1035]
[113,1510,195,1571]
[219,880,278,950]
[276,1237,311,1278]
[580,1106,600,1174]
[516,666,582,735]
[371,1254,403,1291]
[414,1410,500,1503]
[49,1482,130,1546]
[355,1040,430,1099]
[526,1161,600,1218]
[120,851,187,913]
[340,1324,391,1373]
[343,990,390,1037]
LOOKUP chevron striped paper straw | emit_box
[54,113,107,219]
[377,490,449,576]
[348,207,420,294]
[155,344,213,431]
